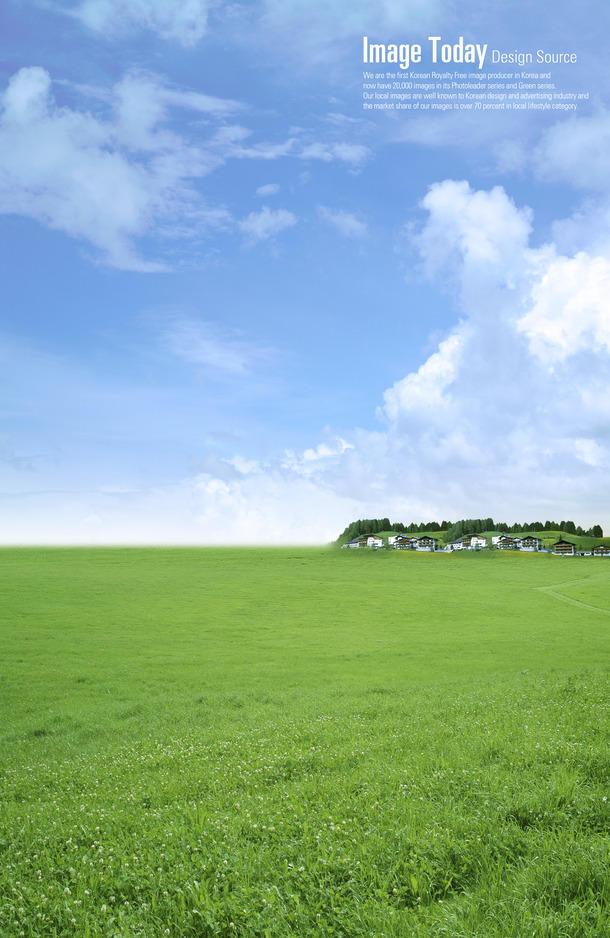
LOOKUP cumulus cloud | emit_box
[380,333,464,423]
[517,252,610,364]
[177,179,610,537]
[366,180,610,521]
[238,205,297,244]
[63,0,211,45]
[3,176,609,543]
[415,180,533,298]
[318,205,367,238]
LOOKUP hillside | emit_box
[334,519,607,550]
[331,528,610,551]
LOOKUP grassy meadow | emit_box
[1,546,610,936]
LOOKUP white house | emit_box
[450,534,487,550]
[494,535,520,550]
[592,544,610,557]
[342,533,384,549]
[390,534,416,549]
[414,535,439,551]
[552,539,576,555]
[366,535,384,548]
[519,535,542,551]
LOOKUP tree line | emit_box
[339,518,451,540]
[445,518,603,540]
[339,517,604,542]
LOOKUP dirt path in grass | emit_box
[537,574,610,615]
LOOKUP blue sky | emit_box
[1,0,609,543]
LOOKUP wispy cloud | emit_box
[256,183,280,197]
[160,318,277,375]
[238,205,297,244]
[58,0,211,46]
[299,141,370,165]
[0,65,371,267]
[318,205,367,238]
[0,67,240,270]
[260,0,451,67]
[534,110,610,191]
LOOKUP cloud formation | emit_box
[161,318,276,375]
[317,205,367,238]
[7,177,608,544]
[260,0,450,67]
[172,179,610,537]
[534,110,610,190]
[0,67,239,269]
[64,0,211,45]
[238,205,297,244]
[0,66,368,267]
[4,173,608,544]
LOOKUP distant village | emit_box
[342,531,610,556]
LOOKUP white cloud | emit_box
[112,72,240,151]
[223,132,297,160]
[379,333,463,423]
[415,180,533,298]
[64,0,211,45]
[517,252,610,364]
[302,439,353,461]
[318,205,367,238]
[260,0,449,67]
[3,177,609,544]
[0,67,241,269]
[0,473,359,545]
[574,439,607,468]
[534,111,610,190]
[161,318,276,374]
[299,141,370,165]
[361,180,610,522]
[0,66,374,267]
[167,179,608,538]
[238,205,297,244]
[256,183,280,197]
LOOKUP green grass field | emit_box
[1,547,609,937]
